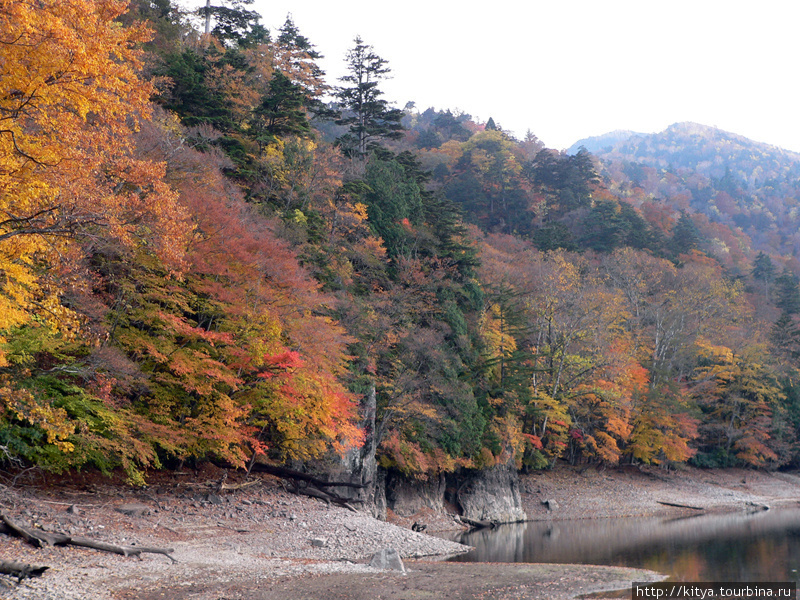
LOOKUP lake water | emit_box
[450,508,800,583]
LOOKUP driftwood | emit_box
[460,516,497,530]
[0,513,177,563]
[657,500,704,511]
[0,560,49,582]
[220,479,260,492]
[178,478,261,493]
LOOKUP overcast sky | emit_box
[214,1,800,151]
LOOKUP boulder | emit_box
[114,503,150,517]
[368,548,405,573]
[542,499,559,511]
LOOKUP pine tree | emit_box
[199,0,268,47]
[335,36,404,160]
[250,71,310,153]
[776,268,800,315]
[751,251,776,302]
[670,211,701,256]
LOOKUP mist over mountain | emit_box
[567,129,643,155]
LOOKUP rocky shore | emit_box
[1,464,798,600]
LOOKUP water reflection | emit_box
[451,509,800,582]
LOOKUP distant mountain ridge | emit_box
[566,129,644,155]
[570,122,800,259]
[570,122,800,184]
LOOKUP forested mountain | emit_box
[573,123,800,261]
[2,0,800,486]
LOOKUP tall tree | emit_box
[335,37,404,160]
[751,251,776,302]
[249,71,311,153]
[775,268,800,315]
[198,0,267,47]
[670,211,702,256]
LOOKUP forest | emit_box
[2,0,800,486]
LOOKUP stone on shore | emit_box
[368,548,405,573]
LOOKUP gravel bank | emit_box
[3,464,798,599]
[0,473,468,600]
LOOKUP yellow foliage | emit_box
[1,385,75,452]
[0,0,190,364]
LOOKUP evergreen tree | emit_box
[335,36,404,159]
[771,312,800,361]
[670,211,701,256]
[199,0,268,47]
[751,251,776,302]
[250,71,311,153]
[159,49,234,130]
[776,268,800,315]
[531,148,597,217]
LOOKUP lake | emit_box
[450,508,800,583]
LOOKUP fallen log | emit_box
[657,500,704,511]
[68,536,178,563]
[0,560,49,582]
[0,513,69,547]
[460,516,497,530]
[0,513,176,562]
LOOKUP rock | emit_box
[386,472,446,517]
[368,548,405,573]
[206,494,223,505]
[542,499,559,511]
[66,504,80,515]
[457,465,527,524]
[114,503,150,517]
[310,537,328,548]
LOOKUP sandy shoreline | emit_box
[1,465,798,599]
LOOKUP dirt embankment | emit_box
[1,464,798,600]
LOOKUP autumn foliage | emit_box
[2,0,799,485]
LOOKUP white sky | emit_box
[213,1,800,151]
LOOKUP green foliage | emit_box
[335,36,404,159]
[198,0,268,47]
[776,269,800,315]
[159,49,235,130]
[363,157,424,256]
[10,0,800,484]
[250,71,311,151]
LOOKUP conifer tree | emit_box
[752,251,776,302]
[776,268,800,315]
[335,36,404,160]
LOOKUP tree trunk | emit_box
[0,560,48,582]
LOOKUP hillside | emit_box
[3,1,800,496]
[574,122,800,260]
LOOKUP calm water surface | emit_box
[450,509,800,583]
